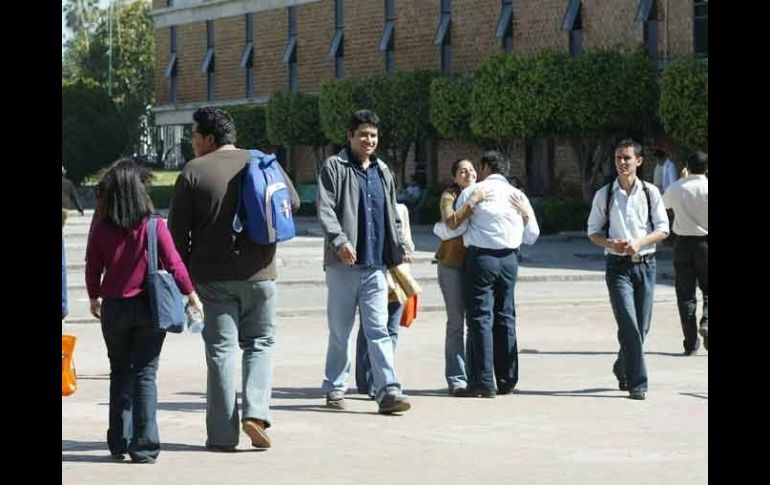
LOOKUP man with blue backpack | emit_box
[168,107,299,451]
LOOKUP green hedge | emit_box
[531,197,590,235]
[149,185,175,210]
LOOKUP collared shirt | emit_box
[587,178,669,256]
[455,174,540,250]
[349,148,386,268]
[663,174,708,236]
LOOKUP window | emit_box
[165,26,178,104]
[283,7,298,91]
[328,0,344,78]
[694,0,708,57]
[202,21,215,101]
[379,0,395,72]
[561,0,582,57]
[496,0,513,52]
[635,0,657,58]
[241,13,254,99]
[434,0,451,74]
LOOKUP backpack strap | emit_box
[603,179,614,238]
[603,178,653,238]
[147,216,160,273]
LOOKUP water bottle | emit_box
[186,305,204,334]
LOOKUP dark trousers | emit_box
[606,255,656,393]
[463,247,519,392]
[674,236,708,351]
[101,296,166,462]
[355,301,404,395]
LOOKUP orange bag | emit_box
[400,294,418,328]
[62,334,77,397]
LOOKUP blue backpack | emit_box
[232,149,296,245]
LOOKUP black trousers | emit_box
[673,236,708,352]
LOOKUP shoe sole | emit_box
[242,422,271,449]
[378,401,411,414]
[628,393,647,400]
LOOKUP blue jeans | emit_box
[198,280,277,448]
[322,265,402,403]
[437,263,467,391]
[355,301,403,395]
[100,296,166,462]
[605,255,656,393]
[463,247,519,392]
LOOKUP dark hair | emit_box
[479,150,509,177]
[616,138,644,158]
[450,158,473,178]
[95,158,155,231]
[686,151,708,174]
[348,109,380,133]
[193,107,237,146]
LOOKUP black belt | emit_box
[607,253,655,264]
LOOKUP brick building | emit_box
[151,0,707,193]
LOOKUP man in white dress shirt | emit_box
[587,139,669,401]
[663,151,708,355]
[453,150,540,397]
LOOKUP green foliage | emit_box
[62,79,127,185]
[228,105,269,150]
[429,73,474,141]
[369,70,438,157]
[531,197,591,235]
[659,56,708,151]
[555,49,658,136]
[319,79,369,145]
[267,92,328,148]
[63,0,155,156]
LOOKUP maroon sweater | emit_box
[85,217,194,299]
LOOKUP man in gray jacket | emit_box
[317,109,411,414]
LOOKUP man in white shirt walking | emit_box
[663,151,708,354]
[453,151,540,397]
[587,139,669,400]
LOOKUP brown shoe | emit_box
[242,419,271,448]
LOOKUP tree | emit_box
[62,80,127,185]
[62,0,99,51]
[368,70,437,187]
[659,56,708,151]
[553,49,659,201]
[267,92,329,173]
[63,0,155,158]
[429,73,475,142]
[319,78,370,145]
[229,105,270,151]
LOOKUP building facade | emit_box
[151,0,707,191]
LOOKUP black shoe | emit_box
[628,390,647,400]
[132,456,157,464]
[454,386,496,398]
[110,453,125,461]
[497,383,515,395]
[618,380,628,391]
[703,336,708,350]
[683,348,698,356]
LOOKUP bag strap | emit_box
[232,149,277,235]
[147,216,159,273]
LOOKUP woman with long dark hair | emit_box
[85,159,203,463]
